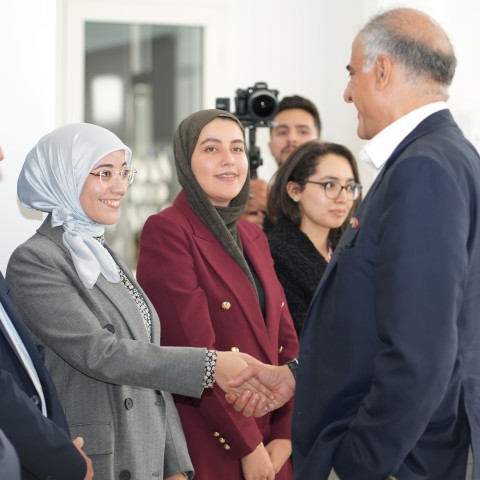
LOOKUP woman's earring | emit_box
[292,195,299,202]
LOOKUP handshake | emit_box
[214,351,297,417]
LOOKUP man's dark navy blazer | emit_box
[293,110,480,479]
[0,272,86,479]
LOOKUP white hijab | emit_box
[17,123,132,289]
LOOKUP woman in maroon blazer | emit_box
[137,109,298,480]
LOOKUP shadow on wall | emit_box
[16,199,43,221]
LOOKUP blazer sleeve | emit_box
[0,369,86,480]
[6,235,206,399]
[333,155,472,478]
[137,212,264,459]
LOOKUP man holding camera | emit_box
[243,94,322,230]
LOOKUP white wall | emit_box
[214,0,368,183]
[0,0,56,273]
[1,0,480,272]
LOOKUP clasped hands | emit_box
[214,351,296,417]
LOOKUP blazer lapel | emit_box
[311,196,365,300]
[0,272,51,392]
[241,225,279,364]
[106,249,155,343]
[37,216,151,343]
[0,274,28,362]
[313,109,457,302]
[175,195,276,362]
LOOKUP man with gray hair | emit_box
[228,7,480,480]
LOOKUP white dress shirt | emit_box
[359,102,449,175]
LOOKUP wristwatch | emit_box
[286,358,299,377]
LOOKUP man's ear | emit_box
[375,54,392,89]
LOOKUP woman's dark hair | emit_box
[267,140,362,248]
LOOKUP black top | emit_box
[267,219,328,336]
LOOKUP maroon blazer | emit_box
[137,191,298,479]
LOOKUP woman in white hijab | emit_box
[6,123,262,480]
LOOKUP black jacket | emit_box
[267,219,328,336]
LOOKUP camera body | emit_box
[216,82,279,127]
[215,82,279,178]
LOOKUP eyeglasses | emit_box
[89,167,137,185]
[305,180,362,201]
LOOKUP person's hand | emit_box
[241,442,275,480]
[248,178,269,212]
[225,364,296,417]
[264,439,292,474]
[215,352,276,413]
[72,437,94,480]
[165,474,188,480]
[242,178,269,228]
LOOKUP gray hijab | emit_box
[17,123,132,289]
[173,109,257,295]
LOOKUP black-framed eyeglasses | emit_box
[305,180,362,201]
[89,166,138,185]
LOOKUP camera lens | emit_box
[248,91,278,121]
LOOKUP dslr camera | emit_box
[215,82,279,177]
[216,82,279,127]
